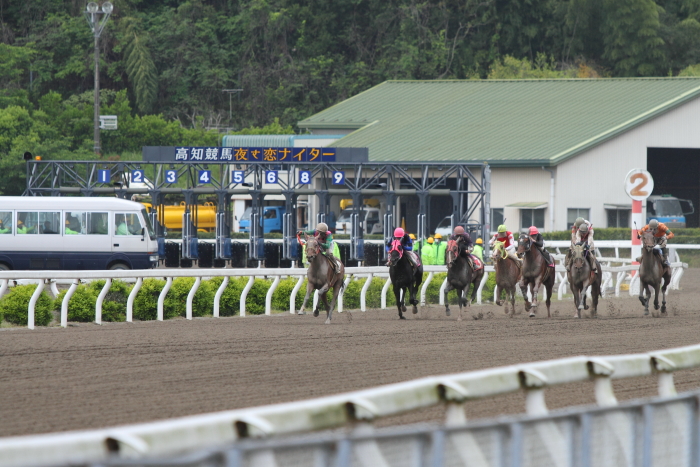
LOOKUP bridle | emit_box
[388,239,403,265]
[297,232,321,262]
[446,239,459,267]
[518,234,532,254]
[641,231,656,252]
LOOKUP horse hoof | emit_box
[297,311,306,315]
[445,309,451,316]
[313,309,319,317]
[638,296,646,306]
[412,306,418,314]
[529,312,536,318]
[401,305,407,312]
[584,305,590,310]
[496,300,502,306]
[325,318,331,324]
[644,310,649,316]
[399,315,406,320]
[661,306,667,314]
[654,304,660,311]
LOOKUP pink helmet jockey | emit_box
[529,226,539,235]
[393,227,405,238]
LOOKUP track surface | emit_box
[2,269,700,438]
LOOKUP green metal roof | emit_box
[298,78,700,165]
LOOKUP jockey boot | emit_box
[588,252,597,273]
[662,248,670,267]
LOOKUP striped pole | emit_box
[631,199,642,270]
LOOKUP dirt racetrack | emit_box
[2,269,700,438]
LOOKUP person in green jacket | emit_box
[0,219,9,234]
[434,233,447,265]
[421,237,436,265]
[16,219,34,234]
[64,219,80,235]
[472,237,484,261]
[301,222,342,273]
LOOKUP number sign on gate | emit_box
[97,169,110,184]
[299,170,311,185]
[165,170,178,184]
[265,170,279,184]
[332,171,345,185]
[198,170,211,184]
[131,170,144,184]
[232,170,244,184]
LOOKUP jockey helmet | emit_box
[454,226,465,235]
[393,227,405,238]
[427,237,434,244]
[649,219,659,229]
[409,233,416,240]
[434,233,443,239]
[497,224,507,234]
[529,226,539,235]
[475,238,483,244]
[316,222,328,232]
[579,223,589,234]
[574,217,585,228]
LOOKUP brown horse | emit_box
[297,234,345,324]
[492,240,521,317]
[516,233,555,318]
[445,240,484,320]
[567,244,602,318]
[639,230,671,317]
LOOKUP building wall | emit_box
[490,167,552,232]
[556,96,700,231]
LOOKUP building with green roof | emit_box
[299,78,700,231]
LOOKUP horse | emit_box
[445,239,484,320]
[492,240,521,317]
[567,244,602,318]
[296,234,345,324]
[638,230,671,317]
[388,239,423,319]
[516,233,555,318]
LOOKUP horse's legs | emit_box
[394,286,404,319]
[661,273,670,314]
[591,281,599,318]
[528,279,543,318]
[653,283,661,314]
[572,286,581,318]
[509,286,516,317]
[409,279,419,314]
[544,277,554,318]
[298,282,314,315]
[641,281,650,315]
[495,283,503,307]
[444,282,454,316]
[315,283,330,317]
[518,279,532,311]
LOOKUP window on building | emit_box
[607,209,630,228]
[491,208,504,231]
[567,208,590,229]
[521,209,545,230]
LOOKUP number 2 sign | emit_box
[624,169,654,201]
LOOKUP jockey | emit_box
[301,222,342,273]
[527,226,554,266]
[489,224,519,262]
[472,238,484,261]
[385,227,419,268]
[566,217,596,273]
[638,219,674,266]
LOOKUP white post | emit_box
[95,279,111,325]
[265,276,280,316]
[476,271,488,304]
[213,276,229,318]
[126,277,143,323]
[290,276,304,313]
[420,272,433,306]
[157,277,173,321]
[186,277,202,320]
[360,274,373,312]
[438,277,448,305]
[27,280,45,330]
[0,279,8,298]
[381,276,392,309]
[240,276,255,317]
[59,279,79,328]
[50,281,60,299]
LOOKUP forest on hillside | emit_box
[2,0,700,194]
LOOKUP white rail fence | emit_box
[3,343,700,467]
[0,258,687,329]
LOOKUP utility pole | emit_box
[84,2,113,155]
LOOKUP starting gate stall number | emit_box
[165,170,178,184]
[198,170,211,184]
[131,170,145,184]
[266,171,279,184]
[98,169,110,184]
[299,170,311,185]
[232,171,245,184]
[332,171,345,185]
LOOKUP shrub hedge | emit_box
[0,284,53,326]
[53,280,131,322]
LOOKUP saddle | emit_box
[470,255,484,271]
[323,253,342,274]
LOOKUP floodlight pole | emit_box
[85,2,113,156]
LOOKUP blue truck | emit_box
[238,206,285,234]
[646,195,694,228]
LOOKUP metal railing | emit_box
[0,257,687,329]
[3,343,700,467]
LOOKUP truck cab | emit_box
[335,199,384,235]
[239,206,285,234]
[646,195,694,228]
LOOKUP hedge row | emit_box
[545,228,700,243]
[0,272,499,326]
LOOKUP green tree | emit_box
[121,17,158,113]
